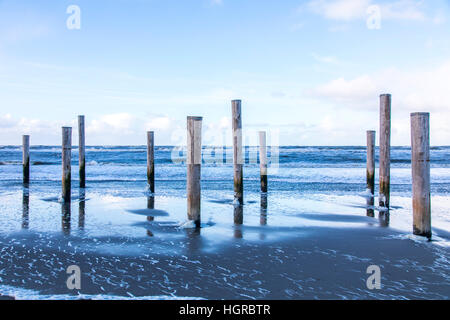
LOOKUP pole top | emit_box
[231,99,242,103]
[187,116,202,121]
[366,130,376,133]
[411,112,430,117]
[380,93,391,97]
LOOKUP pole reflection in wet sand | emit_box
[147,195,155,222]
[146,195,155,236]
[379,210,390,228]
[22,185,29,229]
[185,227,202,252]
[61,202,71,235]
[78,189,85,230]
[366,197,375,217]
[234,205,243,239]
[260,193,267,226]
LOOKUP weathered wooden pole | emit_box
[259,131,268,193]
[366,131,375,216]
[62,127,72,203]
[22,135,30,184]
[78,115,86,188]
[232,100,243,204]
[187,116,202,227]
[411,112,431,238]
[379,94,391,208]
[147,131,155,193]
[366,131,376,194]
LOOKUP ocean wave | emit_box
[32,161,56,165]
[0,161,21,165]
[1,146,450,170]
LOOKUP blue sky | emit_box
[1,0,449,145]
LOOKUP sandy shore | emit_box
[0,218,449,299]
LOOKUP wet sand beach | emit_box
[0,189,449,299]
[0,146,449,299]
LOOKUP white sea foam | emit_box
[0,285,203,300]
[178,220,196,229]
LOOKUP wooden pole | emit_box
[78,115,86,188]
[366,131,375,194]
[62,127,72,203]
[379,94,391,208]
[187,116,202,227]
[147,131,155,193]
[366,131,375,216]
[22,135,30,184]
[259,131,268,193]
[411,112,431,238]
[232,100,243,204]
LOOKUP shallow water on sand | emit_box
[0,146,449,299]
[0,187,449,299]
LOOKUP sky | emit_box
[0,0,449,146]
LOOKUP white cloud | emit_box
[432,11,446,25]
[307,0,370,21]
[309,60,450,145]
[89,113,135,133]
[312,61,450,112]
[311,53,340,64]
[312,75,377,103]
[146,117,171,130]
[0,114,16,128]
[0,113,178,145]
[218,116,231,130]
[381,0,426,21]
[304,0,428,22]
